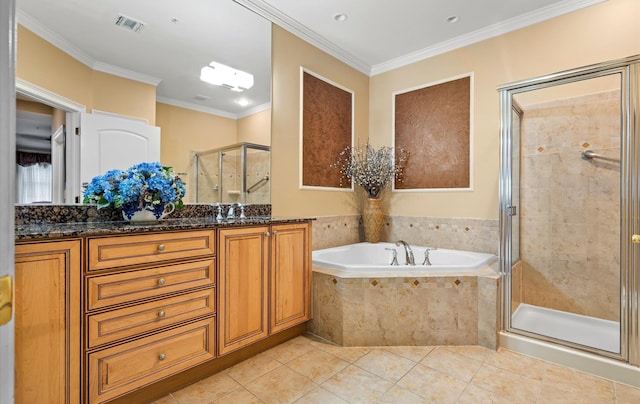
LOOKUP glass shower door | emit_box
[507,73,624,357]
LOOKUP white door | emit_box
[80,111,160,188]
[0,0,15,402]
[51,124,65,203]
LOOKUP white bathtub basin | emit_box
[312,242,497,276]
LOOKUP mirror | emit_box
[15,0,271,205]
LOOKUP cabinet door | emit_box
[270,223,311,334]
[217,226,269,356]
[15,240,81,404]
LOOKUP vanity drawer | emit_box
[88,318,215,404]
[88,230,215,271]
[87,289,215,348]
[87,259,215,310]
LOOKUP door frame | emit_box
[16,79,85,203]
[0,0,16,402]
[499,55,640,364]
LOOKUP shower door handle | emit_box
[632,234,640,244]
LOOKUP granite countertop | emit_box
[15,204,313,241]
[15,216,311,241]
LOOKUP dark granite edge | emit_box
[15,216,314,241]
[15,203,272,225]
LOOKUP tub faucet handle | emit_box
[422,247,437,266]
[385,248,399,266]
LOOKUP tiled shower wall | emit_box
[517,90,620,321]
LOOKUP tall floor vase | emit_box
[362,197,384,243]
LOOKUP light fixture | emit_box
[200,61,254,92]
[333,13,348,22]
[237,99,250,107]
[114,14,145,33]
[447,15,460,23]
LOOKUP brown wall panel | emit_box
[302,72,352,188]
[394,76,470,189]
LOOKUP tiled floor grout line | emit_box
[154,338,640,404]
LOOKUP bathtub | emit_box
[309,242,500,347]
[312,242,497,278]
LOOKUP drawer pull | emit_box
[157,244,166,252]
[157,278,166,286]
[158,353,166,361]
[157,310,166,318]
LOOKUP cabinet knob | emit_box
[157,310,165,318]
[633,234,640,244]
[265,231,270,237]
[273,230,278,236]
[157,244,166,252]
[157,278,166,286]
[158,353,166,361]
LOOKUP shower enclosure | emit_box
[499,55,640,373]
[194,142,270,204]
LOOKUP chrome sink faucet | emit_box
[227,202,244,219]
[395,240,415,265]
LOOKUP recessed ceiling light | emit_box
[237,99,250,107]
[447,15,460,23]
[333,13,348,22]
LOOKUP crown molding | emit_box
[156,96,238,119]
[93,62,162,86]
[235,0,606,78]
[17,10,161,86]
[157,96,271,120]
[371,0,607,75]
[237,102,271,119]
[233,0,371,75]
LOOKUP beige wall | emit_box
[271,26,370,217]
[238,109,271,146]
[367,0,640,220]
[16,25,156,124]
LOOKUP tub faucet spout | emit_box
[395,240,415,265]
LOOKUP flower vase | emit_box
[362,197,384,243]
[122,202,175,222]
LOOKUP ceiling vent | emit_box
[115,14,145,33]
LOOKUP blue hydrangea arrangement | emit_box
[83,162,186,219]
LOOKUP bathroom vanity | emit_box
[14,205,312,404]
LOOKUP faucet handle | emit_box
[422,247,437,265]
[239,204,246,219]
[215,203,223,221]
[385,248,399,266]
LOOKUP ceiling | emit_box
[17,0,604,117]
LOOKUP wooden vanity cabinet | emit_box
[14,239,82,404]
[270,223,311,334]
[217,226,270,356]
[84,230,216,404]
[217,222,311,356]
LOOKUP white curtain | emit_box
[16,162,52,204]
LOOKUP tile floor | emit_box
[153,335,640,403]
